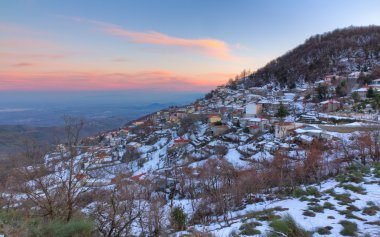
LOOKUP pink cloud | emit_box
[104,27,237,61]
[0,39,61,50]
[61,16,239,61]
[12,62,35,67]
[0,70,230,92]
[0,52,66,60]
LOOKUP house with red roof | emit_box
[174,137,190,144]
[119,128,129,136]
[170,137,189,148]
[248,125,261,134]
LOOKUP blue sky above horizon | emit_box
[1,0,380,92]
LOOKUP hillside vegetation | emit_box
[236,26,380,88]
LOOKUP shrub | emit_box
[293,187,307,198]
[257,213,281,221]
[308,204,324,213]
[213,121,223,126]
[0,210,24,227]
[365,221,380,226]
[366,201,375,206]
[276,103,289,118]
[269,214,311,237]
[347,205,360,212]
[137,158,147,168]
[213,145,228,156]
[324,188,335,195]
[333,193,354,205]
[305,187,321,197]
[239,222,262,235]
[362,205,380,216]
[338,209,366,221]
[300,196,310,202]
[302,210,316,217]
[361,165,371,175]
[299,196,309,202]
[29,219,95,237]
[171,206,187,231]
[0,211,95,237]
[347,171,365,184]
[242,208,283,222]
[323,202,335,210]
[337,166,365,183]
[340,184,367,194]
[317,226,332,235]
[374,162,380,177]
[339,220,358,236]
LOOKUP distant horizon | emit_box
[0,90,202,126]
[0,89,208,93]
[0,90,203,104]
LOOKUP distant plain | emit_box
[0,90,202,158]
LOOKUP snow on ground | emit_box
[251,151,273,161]
[224,148,252,168]
[190,169,380,237]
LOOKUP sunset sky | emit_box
[1,0,380,92]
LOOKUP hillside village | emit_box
[70,70,380,183]
[2,27,380,236]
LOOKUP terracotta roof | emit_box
[95,153,108,159]
[111,177,118,184]
[275,122,294,126]
[131,173,146,181]
[249,125,260,129]
[208,114,221,118]
[174,138,190,143]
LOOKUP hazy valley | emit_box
[0,91,201,158]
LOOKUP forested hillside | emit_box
[235,26,380,88]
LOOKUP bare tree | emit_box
[122,147,140,163]
[140,195,167,236]
[93,185,145,237]
[60,116,87,221]
[304,141,324,186]
[8,116,94,222]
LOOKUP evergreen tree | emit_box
[171,206,187,231]
[276,103,289,119]
[316,84,328,101]
[351,92,360,102]
[367,87,375,98]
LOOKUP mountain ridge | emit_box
[227,25,380,90]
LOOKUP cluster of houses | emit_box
[48,71,380,186]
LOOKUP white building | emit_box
[245,103,262,117]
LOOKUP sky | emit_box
[1,0,380,92]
